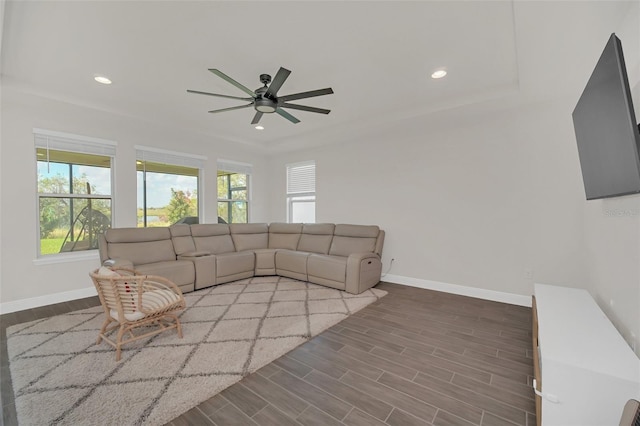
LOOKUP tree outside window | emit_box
[37,149,112,255]
[137,161,198,227]
[217,171,248,223]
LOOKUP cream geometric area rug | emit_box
[7,276,386,426]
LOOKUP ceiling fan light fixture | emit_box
[254,98,277,113]
[255,105,276,113]
[431,69,447,79]
[255,125,264,130]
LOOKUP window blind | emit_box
[34,128,116,156]
[135,145,206,169]
[217,159,253,176]
[287,161,316,195]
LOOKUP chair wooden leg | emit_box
[170,315,183,338]
[115,324,126,362]
[97,317,112,344]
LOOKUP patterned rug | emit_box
[6,276,386,425]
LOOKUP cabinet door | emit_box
[532,296,541,426]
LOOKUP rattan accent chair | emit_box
[90,267,186,361]
[620,399,640,426]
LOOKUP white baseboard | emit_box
[0,287,98,315]
[382,274,531,307]
[1,275,531,315]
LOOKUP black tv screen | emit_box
[572,33,640,200]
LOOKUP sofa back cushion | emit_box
[374,230,385,257]
[191,224,235,254]
[297,223,335,254]
[268,223,303,250]
[104,227,176,265]
[230,223,269,251]
[169,225,195,255]
[329,224,379,257]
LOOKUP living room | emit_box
[1,1,639,425]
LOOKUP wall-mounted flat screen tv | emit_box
[572,33,640,200]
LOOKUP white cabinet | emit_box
[533,283,640,426]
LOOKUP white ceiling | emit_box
[1,1,636,152]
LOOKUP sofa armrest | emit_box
[103,258,134,269]
[177,254,216,289]
[345,253,382,294]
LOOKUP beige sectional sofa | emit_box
[98,223,385,294]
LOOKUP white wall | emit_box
[267,5,640,353]
[0,87,270,310]
[268,97,588,301]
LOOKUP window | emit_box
[217,160,251,224]
[136,147,205,227]
[287,161,316,223]
[35,129,115,256]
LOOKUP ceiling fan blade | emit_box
[279,88,334,102]
[209,69,256,98]
[280,103,330,114]
[208,103,253,114]
[187,89,253,101]
[251,111,263,125]
[276,108,300,124]
[265,67,291,99]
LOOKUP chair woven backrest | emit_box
[91,268,185,322]
[90,271,140,318]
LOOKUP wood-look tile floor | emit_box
[0,282,536,426]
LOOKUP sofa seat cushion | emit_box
[307,254,347,284]
[216,251,255,278]
[135,260,195,287]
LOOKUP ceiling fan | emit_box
[187,67,334,125]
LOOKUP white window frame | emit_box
[217,159,252,224]
[286,160,316,223]
[135,145,206,226]
[34,128,117,262]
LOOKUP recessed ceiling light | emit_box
[431,69,447,79]
[94,75,112,85]
[255,125,264,130]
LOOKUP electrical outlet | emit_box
[382,258,395,277]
